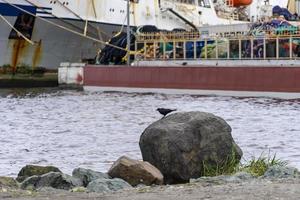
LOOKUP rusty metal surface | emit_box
[32,39,42,68]
[10,39,28,70]
[84,65,300,92]
[8,38,42,70]
[1,16,116,69]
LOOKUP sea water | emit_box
[0,89,300,176]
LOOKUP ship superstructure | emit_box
[0,0,281,68]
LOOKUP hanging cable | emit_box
[55,0,112,38]
[91,0,97,18]
[0,13,34,45]
[2,0,128,52]
[23,0,91,34]
[25,0,134,40]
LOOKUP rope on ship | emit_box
[54,0,109,38]
[23,0,130,46]
[0,13,34,45]
[2,0,128,52]
[22,0,103,38]
[53,0,132,40]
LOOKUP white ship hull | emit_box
[0,15,122,68]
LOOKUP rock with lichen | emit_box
[72,168,109,187]
[87,178,132,193]
[16,165,61,182]
[21,172,82,190]
[0,176,19,191]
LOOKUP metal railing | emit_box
[134,32,300,61]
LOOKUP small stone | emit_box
[37,187,67,193]
[17,165,61,182]
[72,168,109,187]
[108,156,164,186]
[263,166,300,179]
[232,172,254,180]
[0,176,19,189]
[87,178,132,193]
[190,172,253,184]
[70,186,87,193]
[21,175,41,190]
[21,172,82,190]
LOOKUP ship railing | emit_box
[136,31,201,42]
[134,34,300,61]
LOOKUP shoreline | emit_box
[2,177,300,200]
[2,164,300,200]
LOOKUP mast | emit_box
[127,0,130,66]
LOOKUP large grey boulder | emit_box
[21,172,82,190]
[87,178,132,193]
[108,156,164,186]
[72,168,109,187]
[16,165,61,182]
[139,111,243,184]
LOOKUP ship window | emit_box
[198,0,210,8]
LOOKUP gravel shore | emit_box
[2,178,300,200]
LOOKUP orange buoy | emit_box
[232,0,252,7]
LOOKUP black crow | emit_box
[157,108,176,117]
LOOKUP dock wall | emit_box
[58,63,84,88]
[84,65,300,96]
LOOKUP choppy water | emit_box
[1,89,300,177]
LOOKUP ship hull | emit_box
[0,15,122,68]
[83,63,300,99]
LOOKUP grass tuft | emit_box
[202,149,240,177]
[202,151,287,177]
[240,153,288,177]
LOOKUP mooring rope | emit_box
[23,0,94,36]
[2,0,128,52]
[0,13,34,45]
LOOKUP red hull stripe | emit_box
[84,65,300,93]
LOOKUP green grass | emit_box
[202,152,287,177]
[240,154,288,177]
[202,150,240,177]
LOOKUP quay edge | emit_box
[83,61,300,99]
[58,61,300,99]
[58,62,84,89]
